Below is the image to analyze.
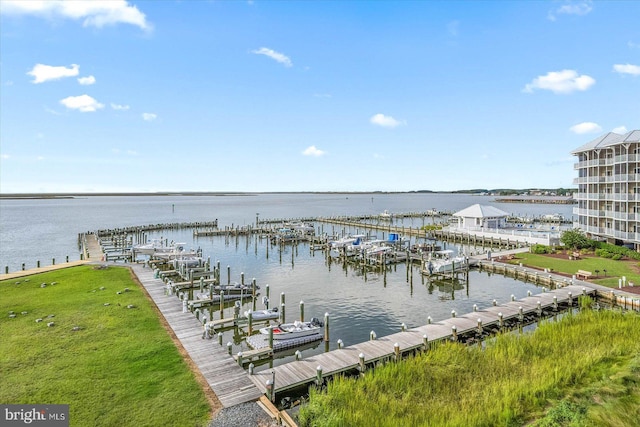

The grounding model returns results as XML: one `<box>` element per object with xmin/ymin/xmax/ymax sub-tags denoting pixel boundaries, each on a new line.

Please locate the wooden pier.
<box><xmin>247</xmin><ymin>283</ymin><xmax>596</xmax><ymax>396</ymax></box>
<box><xmin>130</xmin><ymin>264</ymin><xmax>263</xmax><ymax>407</ymax></box>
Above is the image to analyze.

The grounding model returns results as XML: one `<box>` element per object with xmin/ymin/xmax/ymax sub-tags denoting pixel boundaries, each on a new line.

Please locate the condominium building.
<box><xmin>572</xmin><ymin>129</ymin><xmax>640</xmax><ymax>249</ymax></box>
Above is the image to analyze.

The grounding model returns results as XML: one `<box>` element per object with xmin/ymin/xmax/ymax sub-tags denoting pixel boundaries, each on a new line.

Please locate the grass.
<box><xmin>0</xmin><ymin>265</ymin><xmax>212</xmax><ymax>427</ymax></box>
<box><xmin>298</xmin><ymin>308</ymin><xmax>640</xmax><ymax>427</ymax></box>
<box><xmin>506</xmin><ymin>252</ymin><xmax>640</xmax><ymax>288</ymax></box>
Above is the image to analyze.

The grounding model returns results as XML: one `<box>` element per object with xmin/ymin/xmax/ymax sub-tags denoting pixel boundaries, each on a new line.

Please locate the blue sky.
<box><xmin>0</xmin><ymin>0</ymin><xmax>638</xmax><ymax>193</ymax></box>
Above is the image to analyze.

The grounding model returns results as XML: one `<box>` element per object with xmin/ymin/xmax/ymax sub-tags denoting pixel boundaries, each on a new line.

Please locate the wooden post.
<box><xmin>300</xmin><ymin>301</ymin><xmax>305</xmax><ymax>322</ymax></box>
<box><xmin>451</xmin><ymin>325</ymin><xmax>457</xmax><ymax>341</ymax></box>
<box><xmin>423</xmin><ymin>334</ymin><xmax>428</xmax><ymax>350</ymax></box>
<box><xmin>316</xmin><ymin>366</ymin><xmax>323</xmax><ymax>386</ymax></box>
<box><xmin>268</xmin><ymin>326</ymin><xmax>274</xmax><ymax>349</ymax></box>
<box><xmin>324</xmin><ymin>312</ymin><xmax>330</xmax><ymax>342</ymax></box>
<box><xmin>219</xmin><ymin>291</ymin><xmax>225</xmax><ymax>318</ymax></box>
<box><xmin>248</xmin><ymin>311</ymin><xmax>253</xmax><ymax>335</ymax></box>
<box><xmin>394</xmin><ymin>343</ymin><xmax>400</xmax><ymax>362</ymax></box>
<box><xmin>359</xmin><ymin>353</ymin><xmax>366</xmax><ymax>373</ymax></box>
<box><xmin>227</xmin><ymin>265</ymin><xmax>231</xmax><ymax>285</ymax></box>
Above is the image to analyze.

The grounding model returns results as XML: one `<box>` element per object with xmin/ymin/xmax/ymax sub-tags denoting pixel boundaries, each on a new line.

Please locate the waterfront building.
<box><xmin>572</xmin><ymin>129</ymin><xmax>640</xmax><ymax>249</ymax></box>
<box><xmin>451</xmin><ymin>204</ymin><xmax>509</xmax><ymax>230</ymax></box>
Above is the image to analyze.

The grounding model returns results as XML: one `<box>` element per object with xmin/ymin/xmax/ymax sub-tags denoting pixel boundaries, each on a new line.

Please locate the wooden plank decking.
<box><xmin>247</xmin><ymin>283</ymin><xmax>596</xmax><ymax>395</ymax></box>
<box><xmin>131</xmin><ymin>264</ymin><xmax>263</xmax><ymax>407</ymax></box>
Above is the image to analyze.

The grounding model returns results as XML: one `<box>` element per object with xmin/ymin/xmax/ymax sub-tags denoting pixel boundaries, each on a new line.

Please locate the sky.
<box><xmin>0</xmin><ymin>0</ymin><xmax>638</xmax><ymax>193</ymax></box>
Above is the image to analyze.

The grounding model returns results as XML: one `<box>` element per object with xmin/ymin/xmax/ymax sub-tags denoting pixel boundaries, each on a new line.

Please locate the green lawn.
<box><xmin>0</xmin><ymin>265</ymin><xmax>212</xmax><ymax>427</ymax></box>
<box><xmin>507</xmin><ymin>252</ymin><xmax>640</xmax><ymax>288</ymax></box>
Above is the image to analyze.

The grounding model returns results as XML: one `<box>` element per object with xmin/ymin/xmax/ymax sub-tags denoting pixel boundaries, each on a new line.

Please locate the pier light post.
<box><xmin>218</xmin><ymin>332</ymin><xmax>223</xmax><ymax>346</ymax></box>
<box><xmin>477</xmin><ymin>319</ymin><xmax>483</xmax><ymax>334</ymax></box>
<box><xmin>582</xmin><ymin>287</ymin><xmax>587</xmax><ymax>296</ymax></box>
<box><xmin>492</xmin><ymin>299</ymin><xmax>497</xmax><ymax>306</ymax></box>
<box><xmin>518</xmin><ymin>306</ymin><xmax>524</xmax><ymax>322</ymax></box>
<box><xmin>511</xmin><ymin>294</ymin><xmax>516</xmax><ymax>302</ymax></box>
<box><xmin>427</xmin><ymin>316</ymin><xmax>432</xmax><ymax>324</ymax></box>
<box><xmin>248</xmin><ymin>363</ymin><xmax>254</xmax><ymax>375</ymax></box>
<box><xmin>527</xmin><ymin>290</ymin><xmax>532</xmax><ymax>297</ymax></box>
<box><xmin>394</xmin><ymin>343</ymin><xmax>400</xmax><ymax>362</ymax></box>
<box><xmin>401</xmin><ymin>322</ymin><xmax>406</xmax><ymax>332</ymax></box>
<box><xmin>568</xmin><ymin>292</ymin><xmax>573</xmax><ymax>307</ymax></box>
<box><xmin>473</xmin><ymin>304</ymin><xmax>478</xmax><ymax>312</ymax></box>
<box><xmin>337</xmin><ymin>339</ymin><xmax>344</xmax><ymax>349</ymax></box>
<box><xmin>227</xmin><ymin>342</ymin><xmax>233</xmax><ymax>355</ymax></box>
<box><xmin>359</xmin><ymin>353</ymin><xmax>366</xmax><ymax>373</ymax></box>
<box><xmin>451</xmin><ymin>310</ymin><xmax>456</xmax><ymax>318</ymax></box>
<box><xmin>316</xmin><ymin>366</ymin><xmax>323</xmax><ymax>387</ymax></box>
<box><xmin>295</xmin><ymin>350</ymin><xmax>302</xmax><ymax>361</ymax></box>
<box><xmin>370</xmin><ymin>331</ymin><xmax>377</xmax><ymax>341</ymax></box>
<box><xmin>423</xmin><ymin>334</ymin><xmax>428</xmax><ymax>351</ymax></box>
<box><xmin>498</xmin><ymin>312</ymin><xmax>504</xmax><ymax>328</ymax></box>
<box><xmin>553</xmin><ymin>296</ymin><xmax>558</xmax><ymax>311</ymax></box>
<box><xmin>451</xmin><ymin>326</ymin><xmax>457</xmax><ymax>341</ymax></box>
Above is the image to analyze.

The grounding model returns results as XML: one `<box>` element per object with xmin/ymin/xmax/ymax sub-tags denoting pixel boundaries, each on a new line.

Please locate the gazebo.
<box><xmin>452</xmin><ymin>204</ymin><xmax>509</xmax><ymax>230</ymax></box>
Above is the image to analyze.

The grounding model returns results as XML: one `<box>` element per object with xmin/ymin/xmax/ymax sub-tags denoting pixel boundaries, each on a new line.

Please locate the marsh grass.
<box><xmin>299</xmin><ymin>309</ymin><xmax>640</xmax><ymax>427</ymax></box>
<box><xmin>0</xmin><ymin>266</ymin><xmax>211</xmax><ymax>427</ymax></box>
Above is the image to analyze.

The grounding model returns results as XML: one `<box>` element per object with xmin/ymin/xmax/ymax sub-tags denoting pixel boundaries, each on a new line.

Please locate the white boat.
<box><xmin>132</xmin><ymin>238</ymin><xmax>173</xmax><ymax>256</ymax></box>
<box><xmin>329</xmin><ymin>234</ymin><xmax>377</xmax><ymax>257</ymax></box>
<box><xmin>423</xmin><ymin>250</ymin><xmax>467</xmax><ymax>275</ymax></box>
<box><xmin>244</xmin><ymin>307</ymin><xmax>279</xmax><ymax>321</ymax></box>
<box><xmin>259</xmin><ymin>317</ymin><xmax>323</xmax><ymax>340</ymax></box>
<box><xmin>214</xmin><ymin>281</ymin><xmax>259</xmax><ymax>294</ymax></box>
<box><xmin>379</xmin><ymin>210</ymin><xmax>392</xmax><ymax>220</ymax></box>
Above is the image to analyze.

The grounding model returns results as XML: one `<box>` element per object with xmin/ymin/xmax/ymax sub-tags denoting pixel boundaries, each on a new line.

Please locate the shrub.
<box><xmin>531</xmin><ymin>244</ymin><xmax>551</xmax><ymax>254</ymax></box>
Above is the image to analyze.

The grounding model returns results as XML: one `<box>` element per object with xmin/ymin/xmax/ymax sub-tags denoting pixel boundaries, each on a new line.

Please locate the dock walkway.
<box><xmin>247</xmin><ymin>283</ymin><xmax>596</xmax><ymax>395</ymax></box>
<box><xmin>130</xmin><ymin>264</ymin><xmax>263</xmax><ymax>407</ymax></box>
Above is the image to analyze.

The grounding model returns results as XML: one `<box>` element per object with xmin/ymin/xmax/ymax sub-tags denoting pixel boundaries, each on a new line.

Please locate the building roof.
<box><xmin>571</xmin><ymin>130</ymin><xmax>640</xmax><ymax>154</ymax></box>
<box><xmin>453</xmin><ymin>204</ymin><xmax>509</xmax><ymax>218</ymax></box>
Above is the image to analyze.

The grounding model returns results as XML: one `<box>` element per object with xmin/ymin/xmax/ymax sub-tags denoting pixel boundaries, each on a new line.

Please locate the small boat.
<box><xmin>213</xmin><ymin>282</ymin><xmax>259</xmax><ymax>295</ymax></box>
<box><xmin>259</xmin><ymin>317</ymin><xmax>323</xmax><ymax>340</ymax></box>
<box><xmin>379</xmin><ymin>210</ymin><xmax>392</xmax><ymax>220</ymax></box>
<box><xmin>244</xmin><ymin>307</ymin><xmax>279</xmax><ymax>321</ymax></box>
<box><xmin>422</xmin><ymin>250</ymin><xmax>467</xmax><ymax>276</ymax></box>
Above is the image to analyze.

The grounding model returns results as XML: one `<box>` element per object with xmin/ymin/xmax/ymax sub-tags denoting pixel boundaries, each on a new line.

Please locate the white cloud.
<box><xmin>37</xmin><ymin>156</ymin><xmax>45</xmax><ymax>161</ymax></box>
<box><xmin>111</xmin><ymin>103</ymin><xmax>130</xmax><ymax>110</ymax></box>
<box><xmin>570</xmin><ymin>122</ymin><xmax>602</xmax><ymax>134</ymax></box>
<box><xmin>1</xmin><ymin>0</ymin><xmax>151</xmax><ymax>31</ymax></box>
<box><xmin>370</xmin><ymin>113</ymin><xmax>405</xmax><ymax>128</ymax></box>
<box><xmin>142</xmin><ymin>112</ymin><xmax>157</xmax><ymax>121</ymax></box>
<box><xmin>548</xmin><ymin>1</ymin><xmax>593</xmax><ymax>21</ymax></box>
<box><xmin>523</xmin><ymin>70</ymin><xmax>595</xmax><ymax>94</ymax></box>
<box><xmin>613</xmin><ymin>63</ymin><xmax>640</xmax><ymax>76</ymax></box>
<box><xmin>629</xmin><ymin>41</ymin><xmax>640</xmax><ymax>49</ymax></box>
<box><xmin>251</xmin><ymin>47</ymin><xmax>292</xmax><ymax>67</ymax></box>
<box><xmin>612</xmin><ymin>126</ymin><xmax>628</xmax><ymax>134</ymax></box>
<box><xmin>1</xmin><ymin>154</ymin><xmax>10</xmax><ymax>160</ymax></box>
<box><xmin>77</xmin><ymin>75</ymin><xmax>96</xmax><ymax>85</ymax></box>
<box><xmin>59</xmin><ymin>94</ymin><xmax>104</xmax><ymax>112</ymax></box>
<box><xmin>28</xmin><ymin>63</ymin><xmax>79</xmax><ymax>84</ymax></box>
<box><xmin>302</xmin><ymin>146</ymin><xmax>326</xmax><ymax>157</ymax></box>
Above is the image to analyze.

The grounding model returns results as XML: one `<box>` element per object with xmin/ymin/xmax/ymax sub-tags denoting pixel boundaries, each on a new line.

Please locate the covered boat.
<box><xmin>259</xmin><ymin>317</ymin><xmax>323</xmax><ymax>340</ymax></box>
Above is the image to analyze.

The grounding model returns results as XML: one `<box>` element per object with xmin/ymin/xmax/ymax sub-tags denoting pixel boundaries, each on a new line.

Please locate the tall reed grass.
<box><xmin>299</xmin><ymin>308</ymin><xmax>640</xmax><ymax>426</ymax></box>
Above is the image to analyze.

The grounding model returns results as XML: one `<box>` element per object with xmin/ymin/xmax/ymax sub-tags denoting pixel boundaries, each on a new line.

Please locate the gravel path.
<box><xmin>209</xmin><ymin>402</ymin><xmax>280</xmax><ymax>427</ymax></box>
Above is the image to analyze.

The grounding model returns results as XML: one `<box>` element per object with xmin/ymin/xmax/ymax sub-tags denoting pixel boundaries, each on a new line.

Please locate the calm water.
<box><xmin>0</xmin><ymin>193</ymin><xmax>575</xmax><ymax>368</ymax></box>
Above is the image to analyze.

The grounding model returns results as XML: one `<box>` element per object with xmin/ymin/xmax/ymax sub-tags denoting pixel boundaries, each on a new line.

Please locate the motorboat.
<box><xmin>422</xmin><ymin>250</ymin><xmax>467</xmax><ymax>275</ymax></box>
<box><xmin>259</xmin><ymin>317</ymin><xmax>323</xmax><ymax>340</ymax></box>
<box><xmin>244</xmin><ymin>307</ymin><xmax>279</xmax><ymax>321</ymax></box>
<box><xmin>214</xmin><ymin>282</ymin><xmax>259</xmax><ymax>295</ymax></box>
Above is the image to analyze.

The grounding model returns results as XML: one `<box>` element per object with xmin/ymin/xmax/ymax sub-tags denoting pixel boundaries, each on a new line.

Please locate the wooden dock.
<box><xmin>247</xmin><ymin>283</ymin><xmax>596</xmax><ymax>396</ymax></box>
<box><xmin>130</xmin><ymin>264</ymin><xmax>263</xmax><ymax>407</ymax></box>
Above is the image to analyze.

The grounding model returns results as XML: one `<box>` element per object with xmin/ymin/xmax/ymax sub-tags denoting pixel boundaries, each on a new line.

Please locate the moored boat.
<box><xmin>244</xmin><ymin>307</ymin><xmax>279</xmax><ymax>321</ymax></box>
<box><xmin>259</xmin><ymin>317</ymin><xmax>323</xmax><ymax>340</ymax></box>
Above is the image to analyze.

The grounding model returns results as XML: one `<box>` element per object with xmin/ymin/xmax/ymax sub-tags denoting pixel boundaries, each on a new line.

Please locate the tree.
<box><xmin>561</xmin><ymin>229</ymin><xmax>591</xmax><ymax>250</ymax></box>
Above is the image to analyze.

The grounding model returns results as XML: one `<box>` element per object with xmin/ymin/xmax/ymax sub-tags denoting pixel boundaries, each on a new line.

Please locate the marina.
<box><xmin>2</xmin><ymin>193</ymin><xmax>640</xmax><ymax>417</ymax></box>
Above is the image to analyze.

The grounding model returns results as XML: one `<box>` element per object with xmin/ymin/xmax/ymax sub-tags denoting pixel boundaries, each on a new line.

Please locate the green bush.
<box><xmin>531</xmin><ymin>244</ymin><xmax>551</xmax><ymax>254</ymax></box>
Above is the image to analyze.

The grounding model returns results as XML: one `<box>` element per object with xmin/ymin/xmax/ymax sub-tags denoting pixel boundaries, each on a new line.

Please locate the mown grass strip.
<box><xmin>299</xmin><ymin>308</ymin><xmax>640</xmax><ymax>427</ymax></box>
<box><xmin>0</xmin><ymin>265</ymin><xmax>211</xmax><ymax>427</ymax></box>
